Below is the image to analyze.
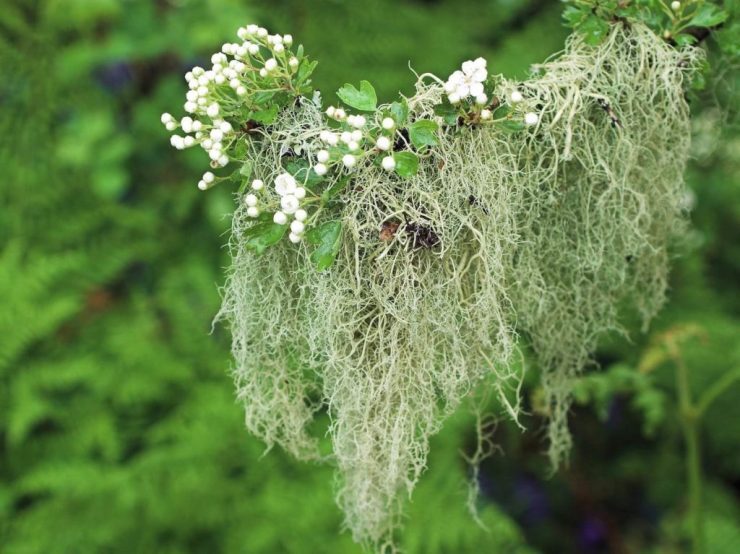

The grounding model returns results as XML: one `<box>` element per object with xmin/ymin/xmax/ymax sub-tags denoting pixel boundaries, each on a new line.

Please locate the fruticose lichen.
<box><xmin>216</xmin><ymin>22</ymin><xmax>699</xmax><ymax>551</ymax></box>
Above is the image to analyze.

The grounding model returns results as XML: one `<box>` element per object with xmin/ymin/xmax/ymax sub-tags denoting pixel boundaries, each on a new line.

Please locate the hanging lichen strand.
<box><xmin>161</xmin><ymin>13</ymin><xmax>705</xmax><ymax>552</ymax></box>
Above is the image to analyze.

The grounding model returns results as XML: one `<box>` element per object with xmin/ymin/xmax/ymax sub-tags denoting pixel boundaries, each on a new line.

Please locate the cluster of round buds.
<box><xmin>444</xmin><ymin>58</ymin><xmax>488</xmax><ymax>105</ymax></box>
<box><xmin>161</xmin><ymin>23</ymin><xmax>308</xmax><ymax>190</ymax></box>
<box><xmin>325</xmin><ymin>106</ymin><xmax>347</xmax><ymax>121</ymax></box>
<box><xmin>245</xmin><ymin>173</ymin><xmax>308</xmax><ymax>243</ymax></box>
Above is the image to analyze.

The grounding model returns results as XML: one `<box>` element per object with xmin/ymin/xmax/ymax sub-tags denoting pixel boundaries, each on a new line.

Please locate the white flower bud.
<box><xmin>251</xmin><ymin>179</ymin><xmax>264</xmax><ymax>190</ymax></box>
<box><xmin>197</xmin><ymin>180</ymin><xmax>207</xmax><ymax>190</ymax></box>
<box><xmin>289</xmin><ymin>57</ymin><xmax>299</xmax><ymax>68</ymax></box>
<box><xmin>342</xmin><ymin>154</ymin><xmax>356</xmax><ymax>168</ymax></box>
<box><xmin>314</xmin><ymin>163</ymin><xmax>328</xmax><ymax>176</ymax></box>
<box><xmin>290</xmin><ymin>220</ymin><xmax>305</xmax><ymax>234</ymax></box>
<box><xmin>165</xmin><ymin>121</ymin><xmax>177</xmax><ymax>131</ymax></box>
<box><xmin>273</xmin><ymin>211</ymin><xmax>288</xmax><ymax>225</ymax></box>
<box><xmin>207</xmin><ymin>103</ymin><xmax>220</xmax><ymax>118</ymax></box>
<box><xmin>257</xmin><ymin>27</ymin><xmax>268</xmax><ymax>38</ymax></box>
<box><xmin>382</xmin><ymin>117</ymin><xmax>395</xmax><ymax>130</ymax></box>
<box><xmin>326</xmin><ymin>133</ymin><xmax>339</xmax><ymax>146</ymax></box>
<box><xmin>249</xmin><ymin>44</ymin><xmax>260</xmax><ymax>55</ymax></box>
<box><xmin>475</xmin><ymin>93</ymin><xmax>488</xmax><ymax>105</ymax></box>
<box><xmin>283</xmin><ymin>34</ymin><xmax>293</xmax><ymax>46</ymax></box>
<box><xmin>510</xmin><ymin>90</ymin><xmax>523</xmax><ymax>104</ymax></box>
<box><xmin>203</xmin><ymin>171</ymin><xmax>215</xmax><ymax>183</ymax></box>
<box><xmin>340</xmin><ymin>131</ymin><xmax>352</xmax><ymax>144</ymax></box>
<box><xmin>448</xmin><ymin>93</ymin><xmax>461</xmax><ymax>104</ymax></box>
<box><xmin>170</xmin><ymin>135</ymin><xmax>184</xmax><ymax>149</ymax></box>
<box><xmin>294</xmin><ymin>188</ymin><xmax>306</xmax><ymax>200</ymax></box>
<box><xmin>161</xmin><ymin>112</ymin><xmax>173</xmax><ymax>124</ymax></box>
<box><xmin>209</xmin><ymin>149</ymin><xmax>221</xmax><ymax>161</ymax></box>
<box><xmin>524</xmin><ymin>112</ymin><xmax>539</xmax><ymax>126</ymax></box>
<box><xmin>480</xmin><ymin>109</ymin><xmax>492</xmax><ymax>120</ymax></box>
<box><xmin>317</xmin><ymin>150</ymin><xmax>330</xmax><ymax>163</ymax></box>
<box><xmin>288</xmin><ymin>232</ymin><xmax>302</xmax><ymax>244</ymax></box>
<box><xmin>246</xmin><ymin>206</ymin><xmax>260</xmax><ymax>218</ymax></box>
<box><xmin>671</xmin><ymin>1</ymin><xmax>680</xmax><ymax>11</ymax></box>
<box><xmin>326</xmin><ymin>106</ymin><xmax>336</xmax><ymax>118</ymax></box>
<box><xmin>264</xmin><ymin>58</ymin><xmax>277</xmax><ymax>71</ymax></box>
<box><xmin>280</xmin><ymin>194</ymin><xmax>300</xmax><ymax>214</ymax></box>
<box><xmin>259</xmin><ymin>68</ymin><xmax>268</xmax><ymax>77</ymax></box>
<box><xmin>334</xmin><ymin>108</ymin><xmax>346</xmax><ymax>120</ymax></box>
<box><xmin>376</xmin><ymin>136</ymin><xmax>391</xmax><ymax>151</ymax></box>
<box><xmin>351</xmin><ymin>130</ymin><xmax>363</xmax><ymax>142</ymax></box>
<box><xmin>295</xmin><ymin>209</ymin><xmax>308</xmax><ymax>222</ymax></box>
<box><xmin>218</xmin><ymin>154</ymin><xmax>229</xmax><ymax>167</ymax></box>
<box><xmin>245</xmin><ymin>194</ymin><xmax>258</xmax><ymax>207</ymax></box>
<box><xmin>381</xmin><ymin>156</ymin><xmax>396</xmax><ymax>171</ymax></box>
<box><xmin>183</xmin><ymin>136</ymin><xmax>195</xmax><ymax>148</ymax></box>
<box><xmin>274</xmin><ymin>43</ymin><xmax>284</xmax><ymax>54</ymax></box>
<box><xmin>184</xmin><ymin>102</ymin><xmax>197</xmax><ymax>114</ymax></box>
<box><xmin>210</xmin><ymin>128</ymin><xmax>224</xmax><ymax>142</ymax></box>
<box><xmin>237</xmin><ymin>86</ymin><xmax>247</xmax><ymax>96</ymax></box>
<box><xmin>274</xmin><ymin>173</ymin><xmax>297</xmax><ymax>196</ymax></box>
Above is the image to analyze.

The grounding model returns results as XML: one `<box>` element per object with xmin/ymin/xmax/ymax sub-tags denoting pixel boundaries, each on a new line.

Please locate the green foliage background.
<box><xmin>0</xmin><ymin>1</ymin><xmax>737</xmax><ymax>552</ymax></box>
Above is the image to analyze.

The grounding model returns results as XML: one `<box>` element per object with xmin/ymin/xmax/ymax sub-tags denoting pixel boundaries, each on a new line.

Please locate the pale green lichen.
<box><xmin>216</xmin><ymin>23</ymin><xmax>699</xmax><ymax>551</ymax></box>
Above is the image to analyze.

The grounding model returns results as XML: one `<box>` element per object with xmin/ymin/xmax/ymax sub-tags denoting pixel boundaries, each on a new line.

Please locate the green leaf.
<box><xmin>282</xmin><ymin>157</ymin><xmax>324</xmax><ymax>188</ymax></box>
<box><xmin>336</xmin><ymin>80</ymin><xmax>377</xmax><ymax>112</ymax></box>
<box><xmin>390</xmin><ymin>100</ymin><xmax>409</xmax><ymax>126</ymax></box>
<box><xmin>243</xmin><ymin>221</ymin><xmax>287</xmax><ymax>255</ymax></box>
<box><xmin>393</xmin><ymin>151</ymin><xmax>419</xmax><ymax>178</ymax></box>
<box><xmin>562</xmin><ymin>5</ymin><xmax>587</xmax><ymax>29</ymax></box>
<box><xmin>579</xmin><ymin>15</ymin><xmax>610</xmax><ymax>45</ymax></box>
<box><xmin>689</xmin><ymin>4</ymin><xmax>728</xmax><ymax>29</ymax></box>
<box><xmin>433</xmin><ymin>102</ymin><xmax>459</xmax><ymax>126</ymax></box>
<box><xmin>296</xmin><ymin>59</ymin><xmax>318</xmax><ymax>86</ymax></box>
<box><xmin>252</xmin><ymin>91</ymin><xmax>276</xmax><ymax>105</ymax></box>
<box><xmin>249</xmin><ymin>104</ymin><xmax>279</xmax><ymax>124</ymax></box>
<box><xmin>322</xmin><ymin>176</ymin><xmax>350</xmax><ymax>203</ymax></box>
<box><xmin>499</xmin><ymin>119</ymin><xmax>525</xmax><ymax>133</ymax></box>
<box><xmin>408</xmin><ymin>120</ymin><xmax>439</xmax><ymax>149</ymax></box>
<box><xmin>237</xmin><ymin>161</ymin><xmax>253</xmax><ymax>193</ymax></box>
<box><xmin>306</xmin><ymin>220</ymin><xmax>342</xmax><ymax>270</ymax></box>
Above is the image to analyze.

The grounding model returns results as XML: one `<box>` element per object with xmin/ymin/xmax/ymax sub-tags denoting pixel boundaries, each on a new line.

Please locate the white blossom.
<box><xmin>445</xmin><ymin>57</ymin><xmax>487</xmax><ymax>102</ymax></box>
<box><xmin>274</xmin><ymin>173</ymin><xmax>297</xmax><ymax>196</ymax></box>
<box><xmin>295</xmin><ymin>209</ymin><xmax>307</xmax><ymax>222</ymax></box>
<box><xmin>245</xmin><ymin>194</ymin><xmax>258</xmax><ymax>207</ymax></box>
<box><xmin>314</xmin><ymin>163</ymin><xmax>328</xmax><ymax>176</ymax></box>
<box><xmin>342</xmin><ymin>154</ymin><xmax>356</xmax><ymax>168</ymax></box>
<box><xmin>510</xmin><ymin>90</ymin><xmax>523</xmax><ymax>104</ymax></box>
<box><xmin>251</xmin><ymin>179</ymin><xmax>264</xmax><ymax>190</ymax></box>
<box><xmin>247</xmin><ymin>206</ymin><xmax>260</xmax><ymax>218</ymax></box>
<box><xmin>290</xmin><ymin>220</ymin><xmax>305</xmax><ymax>234</ymax></box>
<box><xmin>381</xmin><ymin>117</ymin><xmax>395</xmax><ymax>130</ymax></box>
<box><xmin>381</xmin><ymin>156</ymin><xmax>396</xmax><ymax>171</ymax></box>
<box><xmin>288</xmin><ymin>232</ymin><xmax>302</xmax><ymax>243</ymax></box>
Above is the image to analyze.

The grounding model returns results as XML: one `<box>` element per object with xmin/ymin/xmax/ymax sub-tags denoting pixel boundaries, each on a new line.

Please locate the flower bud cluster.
<box><xmin>161</xmin><ymin>23</ymin><xmax>305</xmax><ymax>190</ymax></box>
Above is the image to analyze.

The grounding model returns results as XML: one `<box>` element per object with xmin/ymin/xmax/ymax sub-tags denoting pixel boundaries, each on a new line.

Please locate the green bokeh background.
<box><xmin>1</xmin><ymin>1</ymin><xmax>738</xmax><ymax>553</ymax></box>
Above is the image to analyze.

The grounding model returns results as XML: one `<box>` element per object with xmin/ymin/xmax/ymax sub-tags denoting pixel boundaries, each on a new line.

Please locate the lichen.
<box><xmin>216</xmin><ymin>23</ymin><xmax>700</xmax><ymax>551</ymax></box>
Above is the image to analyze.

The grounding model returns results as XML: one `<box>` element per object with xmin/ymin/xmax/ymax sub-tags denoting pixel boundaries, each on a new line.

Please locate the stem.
<box><xmin>671</xmin><ymin>339</ymin><xmax>704</xmax><ymax>554</ymax></box>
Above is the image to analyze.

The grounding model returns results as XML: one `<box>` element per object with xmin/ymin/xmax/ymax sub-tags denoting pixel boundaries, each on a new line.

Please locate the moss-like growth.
<box><xmin>217</xmin><ymin>23</ymin><xmax>699</xmax><ymax>550</ymax></box>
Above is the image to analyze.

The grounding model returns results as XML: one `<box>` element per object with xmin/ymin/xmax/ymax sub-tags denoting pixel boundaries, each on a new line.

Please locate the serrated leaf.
<box><xmin>296</xmin><ymin>59</ymin><xmax>318</xmax><ymax>86</ymax></box>
<box><xmin>408</xmin><ymin>120</ymin><xmax>439</xmax><ymax>149</ymax></box>
<box><xmin>579</xmin><ymin>15</ymin><xmax>610</xmax><ymax>45</ymax></box>
<box><xmin>306</xmin><ymin>220</ymin><xmax>342</xmax><ymax>270</ymax></box>
<box><xmin>390</xmin><ymin>100</ymin><xmax>409</xmax><ymax>126</ymax></box>
<box><xmin>562</xmin><ymin>5</ymin><xmax>587</xmax><ymax>28</ymax></box>
<box><xmin>689</xmin><ymin>4</ymin><xmax>728</xmax><ymax>29</ymax></box>
<box><xmin>393</xmin><ymin>151</ymin><xmax>419</xmax><ymax>178</ymax></box>
<box><xmin>336</xmin><ymin>80</ymin><xmax>377</xmax><ymax>112</ymax></box>
<box><xmin>243</xmin><ymin>221</ymin><xmax>287</xmax><ymax>254</ymax></box>
<box><xmin>249</xmin><ymin>104</ymin><xmax>279</xmax><ymax>124</ymax></box>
